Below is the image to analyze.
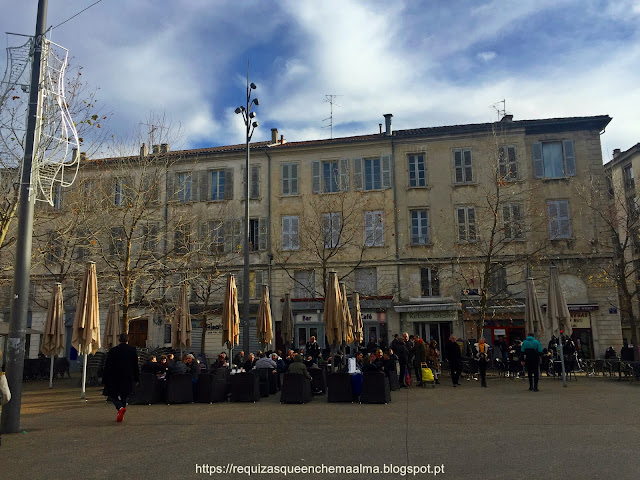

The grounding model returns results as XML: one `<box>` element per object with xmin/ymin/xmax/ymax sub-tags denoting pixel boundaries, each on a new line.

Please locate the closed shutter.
<box><xmin>502</xmin><ymin>205</ymin><xmax>512</xmax><ymax>239</ymax></box>
<box><xmin>254</xmin><ymin>270</ymin><xmax>264</xmax><ymax>298</ymax></box>
<box><xmin>224</xmin><ymin>220</ymin><xmax>234</xmax><ymax>253</ymax></box>
<box><xmin>532</xmin><ymin>143</ymin><xmax>544</xmax><ymax>178</ymax></box>
<box><xmin>381</xmin><ymin>155</ymin><xmax>391</xmax><ymax>188</ymax></box>
<box><xmin>291</xmin><ymin>216</ymin><xmax>299</xmax><ymax>250</ymax></box>
<box><xmin>250</xmin><ymin>165</ymin><xmax>260</xmax><ymax>199</ymax></box>
<box><xmin>282</xmin><ymin>217</ymin><xmax>291</xmax><ymax>250</ymax></box>
<box><xmin>166</xmin><ymin>173</ymin><xmax>175</xmax><ymax>202</ymax></box>
<box><xmin>198</xmin><ymin>223</ymin><xmax>209</xmax><ymax>253</ymax></box>
<box><xmin>282</xmin><ymin>164</ymin><xmax>290</xmax><ymax>195</ymax></box>
<box><xmin>224</xmin><ymin>168</ymin><xmax>234</xmax><ymax>200</ymax></box>
<box><xmin>353</xmin><ymin>157</ymin><xmax>363</xmax><ymax>191</ymax></box>
<box><xmin>375</xmin><ymin>211</ymin><xmax>383</xmax><ymax>246</ymax></box>
<box><xmin>558</xmin><ymin>201</ymin><xmax>571</xmax><ymax>237</ymax></box>
<box><xmin>563</xmin><ymin>140</ymin><xmax>576</xmax><ymax>176</ymax></box>
<box><xmin>364</xmin><ymin>212</ymin><xmax>374</xmax><ymax>246</ymax></box>
<box><xmin>291</xmin><ymin>163</ymin><xmax>298</xmax><ymax>194</ymax></box>
<box><xmin>234</xmin><ymin>219</ymin><xmax>243</xmax><ymax>252</ymax></box>
<box><xmin>199</xmin><ymin>171</ymin><xmax>209</xmax><ymax>202</ymax></box>
<box><xmin>339</xmin><ymin>158</ymin><xmax>349</xmax><ymax>191</ymax></box>
<box><xmin>312</xmin><ymin>161</ymin><xmax>321</xmax><ymax>193</ymax></box>
<box><xmin>548</xmin><ymin>202</ymin><xmax>559</xmax><ymax>238</ymax></box>
<box><xmin>258</xmin><ymin>217</ymin><xmax>267</xmax><ymax>251</ymax></box>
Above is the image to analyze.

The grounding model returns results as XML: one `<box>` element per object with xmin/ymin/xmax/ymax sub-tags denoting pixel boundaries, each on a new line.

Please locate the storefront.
<box><xmin>567</xmin><ymin>304</ymin><xmax>599</xmax><ymax>359</ymax></box>
<box><xmin>293</xmin><ymin>311</ymin><xmax>325</xmax><ymax>353</ymax></box>
<box><xmin>361</xmin><ymin>310</ymin><xmax>388</xmax><ymax>349</ymax></box>
<box><xmin>395</xmin><ymin>303</ymin><xmax>461</xmax><ymax>350</ymax></box>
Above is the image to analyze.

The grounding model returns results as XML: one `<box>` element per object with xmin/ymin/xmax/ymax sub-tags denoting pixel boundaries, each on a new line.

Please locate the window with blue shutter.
<box><xmin>533</xmin><ymin>140</ymin><xmax>576</xmax><ymax>179</ymax></box>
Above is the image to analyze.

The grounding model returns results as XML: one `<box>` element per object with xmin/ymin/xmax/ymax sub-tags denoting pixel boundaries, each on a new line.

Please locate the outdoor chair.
<box><xmin>130</xmin><ymin>373</ymin><xmax>164</xmax><ymax>405</ymax></box>
<box><xmin>309</xmin><ymin>368</ymin><xmax>326</xmax><ymax>394</ymax></box>
<box><xmin>565</xmin><ymin>357</ymin><xmax>578</xmax><ymax>381</ymax></box>
<box><xmin>360</xmin><ymin>371</ymin><xmax>391</xmax><ymax>404</ymax></box>
<box><xmin>166</xmin><ymin>373</ymin><xmax>194</xmax><ymax>404</ymax></box>
<box><xmin>253</xmin><ymin>369</ymin><xmax>271</xmax><ymax>397</ymax></box>
<box><xmin>230</xmin><ymin>372</ymin><xmax>260</xmax><ymax>403</ymax></box>
<box><xmin>195</xmin><ymin>373</ymin><xmax>213</xmax><ymax>403</ymax></box>
<box><xmin>326</xmin><ymin>372</ymin><xmax>353</xmax><ymax>402</ymax></box>
<box><xmin>280</xmin><ymin>373</ymin><xmax>313</xmax><ymax>404</ymax></box>
<box><xmin>387</xmin><ymin>370</ymin><xmax>400</xmax><ymax>391</ymax></box>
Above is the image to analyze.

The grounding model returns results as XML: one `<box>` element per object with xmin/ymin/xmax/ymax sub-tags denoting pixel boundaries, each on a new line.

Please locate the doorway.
<box><xmin>128</xmin><ymin>319</ymin><xmax>148</xmax><ymax>348</ymax></box>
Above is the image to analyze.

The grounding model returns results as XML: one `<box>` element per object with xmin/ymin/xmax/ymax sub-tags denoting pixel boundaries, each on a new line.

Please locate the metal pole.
<box><xmin>242</xmin><ymin>63</ymin><xmax>251</xmax><ymax>354</ymax></box>
<box><xmin>559</xmin><ymin>337</ymin><xmax>567</xmax><ymax>387</ymax></box>
<box><xmin>1</xmin><ymin>0</ymin><xmax>48</xmax><ymax>435</ymax></box>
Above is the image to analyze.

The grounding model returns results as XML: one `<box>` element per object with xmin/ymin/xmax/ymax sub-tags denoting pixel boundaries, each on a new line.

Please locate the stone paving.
<box><xmin>1</xmin><ymin>374</ymin><xmax>638</xmax><ymax>480</ymax></box>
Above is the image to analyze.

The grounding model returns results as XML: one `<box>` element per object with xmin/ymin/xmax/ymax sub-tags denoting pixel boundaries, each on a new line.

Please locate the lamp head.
<box><xmin>253</xmin><ymin>98</ymin><xmax>260</xmax><ymax>106</ymax></box>
<box><xmin>234</xmin><ymin>107</ymin><xmax>242</xmax><ymax>114</ymax></box>
<box><xmin>250</xmin><ymin>82</ymin><xmax>257</xmax><ymax>90</ymax></box>
<box><xmin>252</xmin><ymin>121</ymin><xmax>259</xmax><ymax>128</ymax></box>
<box><xmin>249</xmin><ymin>111</ymin><xmax>256</xmax><ymax>119</ymax></box>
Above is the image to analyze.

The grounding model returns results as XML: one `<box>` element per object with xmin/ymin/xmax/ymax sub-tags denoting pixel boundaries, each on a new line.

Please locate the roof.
<box><xmin>603</xmin><ymin>142</ymin><xmax>640</xmax><ymax>170</ymax></box>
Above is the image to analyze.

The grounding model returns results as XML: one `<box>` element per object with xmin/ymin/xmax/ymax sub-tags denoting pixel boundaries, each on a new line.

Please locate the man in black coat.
<box><xmin>444</xmin><ymin>335</ymin><xmax>463</xmax><ymax>387</ymax></box>
<box><xmin>103</xmin><ymin>333</ymin><xmax>139</xmax><ymax>422</ymax></box>
<box><xmin>395</xmin><ymin>338</ymin><xmax>410</xmax><ymax>387</ymax></box>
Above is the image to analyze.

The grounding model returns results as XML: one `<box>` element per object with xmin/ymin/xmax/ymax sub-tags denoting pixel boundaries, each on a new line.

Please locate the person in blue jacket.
<box><xmin>521</xmin><ymin>333</ymin><xmax>543</xmax><ymax>392</ymax></box>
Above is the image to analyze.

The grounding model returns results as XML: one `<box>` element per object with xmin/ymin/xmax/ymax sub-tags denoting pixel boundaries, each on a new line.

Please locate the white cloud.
<box><xmin>478</xmin><ymin>51</ymin><xmax>497</xmax><ymax>62</ymax></box>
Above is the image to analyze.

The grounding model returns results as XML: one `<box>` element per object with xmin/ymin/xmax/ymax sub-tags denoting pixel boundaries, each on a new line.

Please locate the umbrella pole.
<box><xmin>81</xmin><ymin>354</ymin><xmax>88</xmax><ymax>399</ymax></box>
<box><xmin>49</xmin><ymin>355</ymin><xmax>54</xmax><ymax>389</ymax></box>
<box><xmin>558</xmin><ymin>340</ymin><xmax>567</xmax><ymax>387</ymax></box>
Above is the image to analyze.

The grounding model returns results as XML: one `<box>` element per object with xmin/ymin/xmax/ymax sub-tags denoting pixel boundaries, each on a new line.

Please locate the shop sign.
<box><xmin>295</xmin><ymin>313</ymin><xmax>318</xmax><ymax>323</ymax></box>
<box><xmin>362</xmin><ymin>311</ymin><xmax>386</xmax><ymax>323</ymax></box>
<box><xmin>570</xmin><ymin>313</ymin><xmax>591</xmax><ymax>329</ymax></box>
<box><xmin>406</xmin><ymin>310</ymin><xmax>457</xmax><ymax>322</ymax></box>
<box><xmin>494</xmin><ymin>328</ymin><xmax>506</xmax><ymax>336</ymax></box>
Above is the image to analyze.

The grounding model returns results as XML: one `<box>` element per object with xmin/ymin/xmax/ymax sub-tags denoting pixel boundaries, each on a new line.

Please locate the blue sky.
<box><xmin>1</xmin><ymin>0</ymin><xmax>639</xmax><ymax>160</ymax></box>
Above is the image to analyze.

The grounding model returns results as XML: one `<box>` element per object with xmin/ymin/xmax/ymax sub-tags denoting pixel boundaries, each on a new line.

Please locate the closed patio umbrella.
<box><xmin>547</xmin><ymin>265</ymin><xmax>572</xmax><ymax>387</ymax></box>
<box><xmin>281</xmin><ymin>293</ymin><xmax>294</xmax><ymax>352</ymax></box>
<box><xmin>41</xmin><ymin>283</ymin><xmax>65</xmax><ymax>389</ymax></box>
<box><xmin>172</xmin><ymin>282</ymin><xmax>191</xmax><ymax>357</ymax></box>
<box><xmin>256</xmin><ymin>284</ymin><xmax>273</xmax><ymax>350</ymax></box>
<box><xmin>351</xmin><ymin>292</ymin><xmax>364</xmax><ymax>346</ymax></box>
<box><xmin>341</xmin><ymin>283</ymin><xmax>354</xmax><ymax>345</ymax></box>
<box><xmin>103</xmin><ymin>301</ymin><xmax>121</xmax><ymax>350</ymax></box>
<box><xmin>323</xmin><ymin>272</ymin><xmax>344</xmax><ymax>372</ymax></box>
<box><xmin>525</xmin><ymin>277</ymin><xmax>545</xmax><ymax>337</ymax></box>
<box><xmin>222</xmin><ymin>274</ymin><xmax>240</xmax><ymax>364</ymax></box>
<box><xmin>72</xmin><ymin>262</ymin><xmax>101</xmax><ymax>399</ymax></box>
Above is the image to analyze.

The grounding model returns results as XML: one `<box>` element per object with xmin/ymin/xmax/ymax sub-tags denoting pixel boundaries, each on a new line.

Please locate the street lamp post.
<box><xmin>235</xmin><ymin>63</ymin><xmax>259</xmax><ymax>354</ymax></box>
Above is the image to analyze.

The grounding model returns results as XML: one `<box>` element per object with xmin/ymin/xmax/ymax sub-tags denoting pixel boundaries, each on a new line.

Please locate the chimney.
<box><xmin>383</xmin><ymin>114</ymin><xmax>393</xmax><ymax>136</ymax></box>
<box><xmin>379</xmin><ymin>123</ymin><xmax>382</xmax><ymax>134</ymax></box>
<box><xmin>613</xmin><ymin>148</ymin><xmax>621</xmax><ymax>158</ymax></box>
<box><xmin>80</xmin><ymin>151</ymin><xmax>87</xmax><ymax>162</ymax></box>
<box><xmin>500</xmin><ymin>114</ymin><xmax>513</xmax><ymax>122</ymax></box>
<box><xmin>160</xmin><ymin>143</ymin><xmax>169</xmax><ymax>153</ymax></box>
<box><xmin>280</xmin><ymin>134</ymin><xmax>285</xmax><ymax>144</ymax></box>
<box><xmin>271</xmin><ymin>128</ymin><xmax>278</xmax><ymax>144</ymax></box>
<box><xmin>152</xmin><ymin>144</ymin><xmax>160</xmax><ymax>154</ymax></box>
<box><xmin>140</xmin><ymin>143</ymin><xmax>148</xmax><ymax>157</ymax></box>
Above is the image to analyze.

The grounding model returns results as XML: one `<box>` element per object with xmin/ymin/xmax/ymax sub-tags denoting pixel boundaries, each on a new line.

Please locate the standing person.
<box><xmin>396</xmin><ymin>337</ymin><xmax>410</xmax><ymax>388</ymax></box>
<box><xmin>444</xmin><ymin>335</ymin><xmax>463</xmax><ymax>387</ymax></box>
<box><xmin>427</xmin><ymin>340</ymin><xmax>441</xmax><ymax>384</ymax></box>
<box><xmin>475</xmin><ymin>338</ymin><xmax>489</xmax><ymax>387</ymax></box>
<box><xmin>413</xmin><ymin>338</ymin><xmax>428</xmax><ymax>386</ymax></box>
<box><xmin>103</xmin><ymin>333</ymin><xmax>140</xmax><ymax>423</ymax></box>
<box><xmin>305</xmin><ymin>336</ymin><xmax>321</xmax><ymax>364</ymax></box>
<box><xmin>521</xmin><ymin>333</ymin><xmax>542</xmax><ymax>392</ymax></box>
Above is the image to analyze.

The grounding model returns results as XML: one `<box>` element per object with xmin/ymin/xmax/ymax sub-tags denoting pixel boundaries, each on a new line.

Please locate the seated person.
<box><xmin>283</xmin><ymin>350</ymin><xmax>295</xmax><ymax>371</ymax></box>
<box><xmin>211</xmin><ymin>354</ymin><xmax>228</xmax><ymax>370</ymax></box>
<box><xmin>141</xmin><ymin>355</ymin><xmax>161</xmax><ymax>374</ymax></box>
<box><xmin>274</xmin><ymin>353</ymin><xmax>287</xmax><ymax>374</ymax></box>
<box><xmin>254</xmin><ymin>352</ymin><xmax>277</xmax><ymax>372</ymax></box>
<box><xmin>361</xmin><ymin>355</ymin><xmax>380</xmax><ymax>373</ymax></box>
<box><xmin>242</xmin><ymin>353</ymin><xmax>256</xmax><ymax>372</ymax></box>
<box><xmin>303</xmin><ymin>355</ymin><xmax>315</xmax><ymax>369</ymax></box>
<box><xmin>168</xmin><ymin>357</ymin><xmax>188</xmax><ymax>375</ymax></box>
<box><xmin>287</xmin><ymin>354</ymin><xmax>311</xmax><ymax>380</ymax></box>
<box><xmin>157</xmin><ymin>355</ymin><xmax>169</xmax><ymax>376</ymax></box>
<box><xmin>354</xmin><ymin>351</ymin><xmax>364</xmax><ymax>371</ymax></box>
<box><xmin>381</xmin><ymin>351</ymin><xmax>396</xmax><ymax>378</ymax></box>
<box><xmin>233</xmin><ymin>350</ymin><xmax>245</xmax><ymax>367</ymax></box>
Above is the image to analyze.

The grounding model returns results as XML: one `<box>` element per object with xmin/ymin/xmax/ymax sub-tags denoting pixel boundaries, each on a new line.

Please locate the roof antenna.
<box><xmin>491</xmin><ymin>99</ymin><xmax>506</xmax><ymax>120</ymax></box>
<box><xmin>322</xmin><ymin>94</ymin><xmax>341</xmax><ymax>139</ymax></box>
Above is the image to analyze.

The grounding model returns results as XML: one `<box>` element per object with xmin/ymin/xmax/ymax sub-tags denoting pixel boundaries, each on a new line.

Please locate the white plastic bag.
<box><xmin>0</xmin><ymin>373</ymin><xmax>10</xmax><ymax>405</ymax></box>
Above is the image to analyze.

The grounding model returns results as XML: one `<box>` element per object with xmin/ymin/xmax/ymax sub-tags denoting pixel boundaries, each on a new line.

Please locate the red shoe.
<box><xmin>116</xmin><ymin>407</ymin><xmax>126</xmax><ymax>423</ymax></box>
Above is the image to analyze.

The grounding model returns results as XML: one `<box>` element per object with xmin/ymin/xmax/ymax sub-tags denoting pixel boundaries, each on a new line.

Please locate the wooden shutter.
<box><xmin>166</xmin><ymin>173</ymin><xmax>175</xmax><ymax>202</ymax></box>
<box><xmin>250</xmin><ymin>165</ymin><xmax>260</xmax><ymax>199</ymax></box>
<box><xmin>563</xmin><ymin>140</ymin><xmax>576</xmax><ymax>176</ymax></box>
<box><xmin>382</xmin><ymin>155</ymin><xmax>391</xmax><ymax>188</ymax></box>
<box><xmin>532</xmin><ymin>143</ymin><xmax>544</xmax><ymax>178</ymax></box>
<box><xmin>224</xmin><ymin>220</ymin><xmax>234</xmax><ymax>253</ymax></box>
<box><xmin>199</xmin><ymin>170</ymin><xmax>209</xmax><ymax>202</ymax></box>
<box><xmin>224</xmin><ymin>168</ymin><xmax>234</xmax><ymax>200</ymax></box>
<box><xmin>291</xmin><ymin>163</ymin><xmax>298</xmax><ymax>194</ymax></box>
<box><xmin>291</xmin><ymin>216</ymin><xmax>299</xmax><ymax>250</ymax></box>
<box><xmin>558</xmin><ymin>201</ymin><xmax>570</xmax><ymax>237</ymax></box>
<box><xmin>339</xmin><ymin>158</ymin><xmax>349</xmax><ymax>191</ymax></box>
<box><xmin>364</xmin><ymin>211</ymin><xmax>374</xmax><ymax>246</ymax></box>
<box><xmin>375</xmin><ymin>211</ymin><xmax>383</xmax><ymax>246</ymax></box>
<box><xmin>258</xmin><ymin>217</ymin><xmax>267</xmax><ymax>250</ymax></box>
<box><xmin>282</xmin><ymin>216</ymin><xmax>290</xmax><ymax>250</ymax></box>
<box><xmin>353</xmin><ymin>157</ymin><xmax>363</xmax><ymax>191</ymax></box>
<box><xmin>548</xmin><ymin>202</ymin><xmax>559</xmax><ymax>238</ymax></box>
<box><xmin>312</xmin><ymin>161</ymin><xmax>321</xmax><ymax>193</ymax></box>
<box><xmin>282</xmin><ymin>164</ymin><xmax>290</xmax><ymax>195</ymax></box>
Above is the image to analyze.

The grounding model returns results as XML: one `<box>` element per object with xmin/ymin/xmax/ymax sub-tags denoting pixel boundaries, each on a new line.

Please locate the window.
<box><xmin>456</xmin><ymin>206</ymin><xmax>476</xmax><ymax>241</ymax></box>
<box><xmin>408</xmin><ymin>154</ymin><xmax>426</xmax><ymax>187</ymax></box>
<box><xmin>488</xmin><ymin>264</ymin><xmax>507</xmax><ymax>295</ymax></box>
<box><xmin>250</xmin><ymin>165</ymin><xmax>260</xmax><ymax>199</ymax></box>
<box><xmin>75</xmin><ymin>228</ymin><xmax>91</xmax><ymax>261</ymax></box>
<box><xmin>499</xmin><ymin>146</ymin><xmax>518</xmax><ymax>180</ymax></box>
<box><xmin>410</xmin><ymin>210</ymin><xmax>429</xmax><ymax>245</ymax></box>
<box><xmin>353</xmin><ymin>156</ymin><xmax>391</xmax><ymax>191</ymax></box>
<box><xmin>454</xmin><ymin>149</ymin><xmax>473</xmax><ymax>183</ymax></box>
<box><xmin>627</xmin><ymin>195</ymin><xmax>639</xmax><ymax>219</ymax></box>
<box><xmin>294</xmin><ymin>270</ymin><xmax>315</xmax><ymax>298</ymax></box>
<box><xmin>249</xmin><ymin>218</ymin><xmax>267</xmax><ymax>252</ymax></box>
<box><xmin>364</xmin><ymin>211</ymin><xmax>383</xmax><ymax>247</ymax></box>
<box><xmin>355</xmin><ymin>268</ymin><xmax>377</xmax><ymax>296</ymax></box>
<box><xmin>52</xmin><ymin>184</ymin><xmax>63</xmax><ymax>210</ymax></box>
<box><xmin>312</xmin><ymin>159</ymin><xmax>348</xmax><ymax>193</ymax></box>
<box><xmin>207</xmin><ymin>220</ymin><xmax>225</xmax><ymax>254</ymax></box>
<box><xmin>282</xmin><ymin>216</ymin><xmax>299</xmax><ymax>251</ymax></box>
<box><xmin>623</xmin><ymin>164</ymin><xmax>635</xmax><ymax>191</ymax></box>
<box><xmin>114</xmin><ymin>178</ymin><xmax>129</xmax><ymax>206</ymax></box>
<box><xmin>46</xmin><ymin>231</ymin><xmax>62</xmax><ymax>263</ymax></box>
<box><xmin>547</xmin><ymin>200</ymin><xmax>571</xmax><ymax>239</ymax></box>
<box><xmin>420</xmin><ymin>267</ymin><xmax>440</xmax><ymax>297</ymax></box>
<box><xmin>322</xmin><ymin>213</ymin><xmax>341</xmax><ymax>248</ymax></box>
<box><xmin>606</xmin><ymin>175</ymin><xmax>614</xmax><ymax>199</ymax></box>
<box><xmin>142</xmin><ymin>223</ymin><xmax>158</xmax><ymax>254</ymax></box>
<box><xmin>237</xmin><ymin>270</ymin><xmax>264</xmax><ymax>299</ymax></box>
<box><xmin>175</xmin><ymin>223</ymin><xmax>191</xmax><ymax>254</ymax></box>
<box><xmin>110</xmin><ymin>227</ymin><xmax>125</xmax><ymax>257</ymax></box>
<box><xmin>533</xmin><ymin>140</ymin><xmax>576</xmax><ymax>179</ymax></box>
<box><xmin>502</xmin><ymin>203</ymin><xmax>523</xmax><ymax>240</ymax></box>
<box><xmin>177</xmin><ymin>173</ymin><xmax>192</xmax><ymax>203</ymax></box>
<box><xmin>210</xmin><ymin>170</ymin><xmax>226</xmax><ymax>200</ymax></box>
<box><xmin>282</xmin><ymin>163</ymin><xmax>299</xmax><ymax>196</ymax></box>
<box><xmin>223</xmin><ymin>219</ymin><xmax>243</xmax><ymax>253</ymax></box>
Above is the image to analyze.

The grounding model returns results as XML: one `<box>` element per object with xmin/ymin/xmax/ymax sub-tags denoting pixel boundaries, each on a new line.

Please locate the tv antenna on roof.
<box><xmin>491</xmin><ymin>99</ymin><xmax>506</xmax><ymax>120</ymax></box>
<box><xmin>322</xmin><ymin>94</ymin><xmax>342</xmax><ymax>139</ymax></box>
<box><xmin>140</xmin><ymin>121</ymin><xmax>168</xmax><ymax>146</ymax></box>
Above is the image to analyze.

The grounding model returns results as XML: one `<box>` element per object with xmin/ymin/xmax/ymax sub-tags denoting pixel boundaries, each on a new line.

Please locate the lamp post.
<box><xmin>235</xmin><ymin>63</ymin><xmax>259</xmax><ymax>354</ymax></box>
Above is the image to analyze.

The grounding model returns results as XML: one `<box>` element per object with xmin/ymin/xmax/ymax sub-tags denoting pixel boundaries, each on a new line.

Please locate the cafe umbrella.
<box><xmin>525</xmin><ymin>277</ymin><xmax>545</xmax><ymax>337</ymax></box>
<box><xmin>103</xmin><ymin>300</ymin><xmax>121</xmax><ymax>350</ymax></box>
<box><xmin>71</xmin><ymin>262</ymin><xmax>101</xmax><ymax>399</ymax></box>
<box><xmin>222</xmin><ymin>274</ymin><xmax>240</xmax><ymax>366</ymax></box>
<box><xmin>256</xmin><ymin>284</ymin><xmax>273</xmax><ymax>351</ymax></box>
<box><xmin>41</xmin><ymin>283</ymin><xmax>65</xmax><ymax>389</ymax></box>
<box><xmin>351</xmin><ymin>292</ymin><xmax>364</xmax><ymax>346</ymax></box>
<box><xmin>281</xmin><ymin>293</ymin><xmax>294</xmax><ymax>354</ymax></box>
<box><xmin>172</xmin><ymin>282</ymin><xmax>192</xmax><ymax>359</ymax></box>
<box><xmin>323</xmin><ymin>272</ymin><xmax>344</xmax><ymax>372</ymax></box>
<box><xmin>547</xmin><ymin>265</ymin><xmax>573</xmax><ymax>387</ymax></box>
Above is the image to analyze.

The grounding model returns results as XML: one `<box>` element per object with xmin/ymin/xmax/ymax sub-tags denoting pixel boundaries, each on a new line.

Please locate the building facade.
<box><xmin>1</xmin><ymin>114</ymin><xmax>625</xmax><ymax>362</ymax></box>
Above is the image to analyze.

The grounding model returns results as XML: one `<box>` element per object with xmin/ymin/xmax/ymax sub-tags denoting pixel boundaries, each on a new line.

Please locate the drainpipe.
<box><xmin>391</xmin><ymin>135</ymin><xmax>402</xmax><ymax>333</ymax></box>
<box><xmin>265</xmin><ymin>147</ymin><xmax>274</xmax><ymax>349</ymax></box>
